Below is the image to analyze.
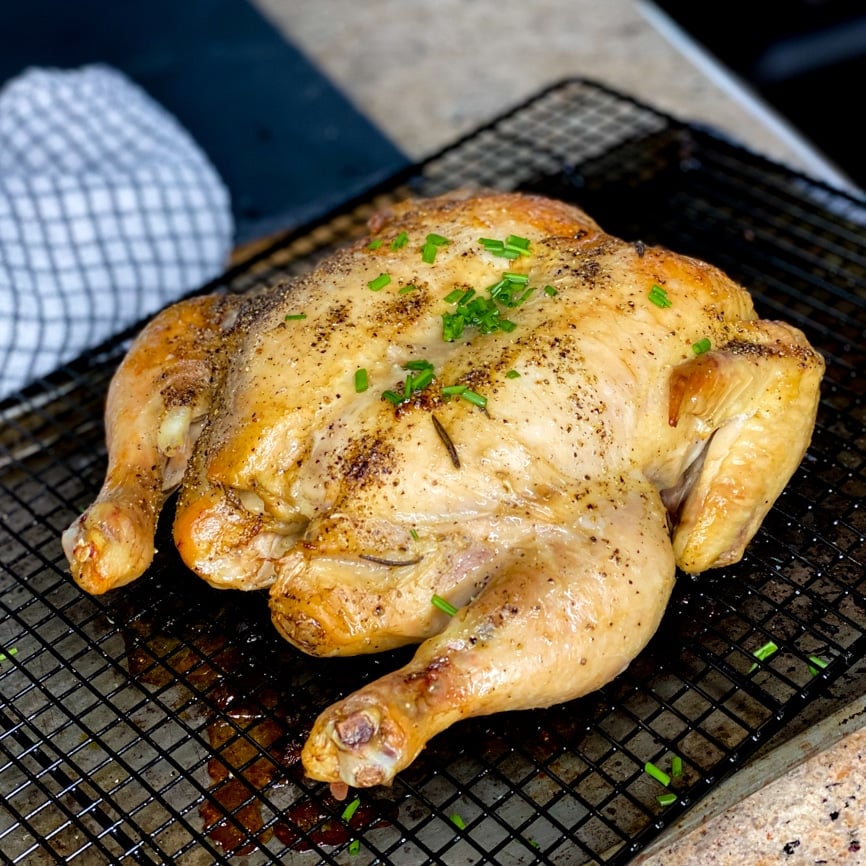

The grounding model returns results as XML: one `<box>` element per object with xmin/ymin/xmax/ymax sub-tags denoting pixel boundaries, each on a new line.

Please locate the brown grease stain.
<box><xmin>123</xmin><ymin>619</ymin><xmax>395</xmax><ymax>856</ymax></box>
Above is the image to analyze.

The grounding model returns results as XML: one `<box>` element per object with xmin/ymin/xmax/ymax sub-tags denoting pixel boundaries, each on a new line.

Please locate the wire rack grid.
<box><xmin>2</xmin><ymin>78</ymin><xmax>866</xmax><ymax>865</ymax></box>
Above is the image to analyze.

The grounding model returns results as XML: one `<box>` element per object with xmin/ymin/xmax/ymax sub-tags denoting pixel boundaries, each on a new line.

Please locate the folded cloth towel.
<box><xmin>0</xmin><ymin>64</ymin><xmax>234</xmax><ymax>400</ymax></box>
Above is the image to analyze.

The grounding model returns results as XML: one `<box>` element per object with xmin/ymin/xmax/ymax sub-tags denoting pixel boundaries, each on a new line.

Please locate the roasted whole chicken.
<box><xmin>63</xmin><ymin>191</ymin><xmax>824</xmax><ymax>789</ymax></box>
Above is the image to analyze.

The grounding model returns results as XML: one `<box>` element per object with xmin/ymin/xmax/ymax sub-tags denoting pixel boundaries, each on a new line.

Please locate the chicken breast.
<box><xmin>62</xmin><ymin>190</ymin><xmax>824</xmax><ymax>788</ymax></box>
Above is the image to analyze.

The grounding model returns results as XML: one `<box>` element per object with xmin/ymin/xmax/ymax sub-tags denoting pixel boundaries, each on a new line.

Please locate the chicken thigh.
<box><xmin>62</xmin><ymin>191</ymin><xmax>824</xmax><ymax>788</ymax></box>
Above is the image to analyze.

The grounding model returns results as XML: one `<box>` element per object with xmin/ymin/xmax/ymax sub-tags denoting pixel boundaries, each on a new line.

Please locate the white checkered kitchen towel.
<box><xmin>0</xmin><ymin>64</ymin><xmax>234</xmax><ymax>399</ymax></box>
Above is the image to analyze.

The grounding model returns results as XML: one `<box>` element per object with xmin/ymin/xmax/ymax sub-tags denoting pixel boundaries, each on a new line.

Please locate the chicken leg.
<box><xmin>301</xmin><ymin>472</ymin><xmax>675</xmax><ymax>787</ymax></box>
<box><xmin>61</xmin><ymin>294</ymin><xmax>236</xmax><ymax>594</ymax></box>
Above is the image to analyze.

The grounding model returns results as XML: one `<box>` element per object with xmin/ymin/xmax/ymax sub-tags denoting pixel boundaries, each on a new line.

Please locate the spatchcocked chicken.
<box><xmin>63</xmin><ymin>191</ymin><xmax>824</xmax><ymax>790</ymax></box>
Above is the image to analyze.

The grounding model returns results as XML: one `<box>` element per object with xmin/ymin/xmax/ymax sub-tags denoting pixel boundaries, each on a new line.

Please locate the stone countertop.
<box><xmin>253</xmin><ymin>0</ymin><xmax>857</xmax><ymax>190</ymax></box>
<box><xmin>634</xmin><ymin>699</ymin><xmax>866</xmax><ymax>866</ymax></box>
<box><xmin>250</xmin><ymin>2</ymin><xmax>866</xmax><ymax>862</ymax></box>
<box><xmin>636</xmin><ymin>729</ymin><xmax>866</xmax><ymax>865</ymax></box>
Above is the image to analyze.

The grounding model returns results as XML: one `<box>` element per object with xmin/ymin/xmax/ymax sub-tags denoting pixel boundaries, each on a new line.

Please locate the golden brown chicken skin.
<box><xmin>62</xmin><ymin>191</ymin><xmax>824</xmax><ymax>788</ymax></box>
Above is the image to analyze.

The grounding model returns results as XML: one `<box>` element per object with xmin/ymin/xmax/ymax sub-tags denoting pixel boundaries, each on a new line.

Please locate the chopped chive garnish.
<box><xmin>449</xmin><ymin>813</ymin><xmax>467</xmax><ymax>830</ymax></box>
<box><xmin>382</xmin><ymin>360</ymin><xmax>436</xmax><ymax>406</ymax></box>
<box><xmin>505</xmin><ymin>369</ymin><xmax>521</xmax><ymax>379</ymax></box>
<box><xmin>657</xmin><ymin>793</ymin><xmax>677</xmax><ymax>807</ymax></box>
<box><xmin>671</xmin><ymin>755</ymin><xmax>683</xmax><ymax>777</ymax></box>
<box><xmin>753</xmin><ymin>640</ymin><xmax>779</xmax><ymax>661</ymax></box>
<box><xmin>405</xmin><ymin>360</ymin><xmax>434</xmax><ymax>392</ymax></box>
<box><xmin>422</xmin><ymin>233</ymin><xmax>450</xmax><ymax>264</ymax></box>
<box><xmin>479</xmin><ymin>236</ymin><xmax>531</xmax><ymax>258</ymax></box>
<box><xmin>367</xmin><ymin>238</ymin><xmax>383</xmax><ymax>250</ymax></box>
<box><xmin>348</xmin><ymin>839</ymin><xmax>361</xmax><ymax>855</ymax></box>
<box><xmin>410</xmin><ymin>367</ymin><xmax>434</xmax><ymax>391</ymax></box>
<box><xmin>399</xmin><ymin>284</ymin><xmax>418</xmax><ymax>294</ymax></box>
<box><xmin>648</xmin><ymin>284</ymin><xmax>672</xmax><ymax>308</ymax></box>
<box><xmin>368</xmin><ymin>273</ymin><xmax>391</xmax><ymax>291</ymax></box>
<box><xmin>391</xmin><ymin>231</ymin><xmax>409</xmax><ymax>249</ymax></box>
<box><xmin>486</xmin><ymin>280</ymin><xmax>507</xmax><ymax>301</ymax></box>
<box><xmin>692</xmin><ymin>337</ymin><xmax>712</xmax><ymax>355</ymax></box>
<box><xmin>644</xmin><ymin>761</ymin><xmax>671</xmax><ymax>787</ymax></box>
<box><xmin>442</xmin><ymin>313</ymin><xmax>464</xmax><ymax>341</ymax></box>
<box><xmin>341</xmin><ymin>797</ymin><xmax>361</xmax><ymax>822</ymax></box>
<box><xmin>432</xmin><ymin>594</ymin><xmax>458</xmax><ymax>617</ymax></box>
<box><xmin>442</xmin><ymin>384</ymin><xmax>467</xmax><ymax>396</ymax></box>
<box><xmin>749</xmin><ymin>639</ymin><xmax>779</xmax><ymax>672</ymax></box>
<box><xmin>441</xmin><ymin>270</ymin><xmax>537</xmax><ymax>341</ymax></box>
<box><xmin>505</xmin><ymin>234</ymin><xmax>530</xmax><ymax>250</ymax></box>
<box><xmin>502</xmin><ymin>272</ymin><xmax>529</xmax><ymax>284</ymax></box>
<box><xmin>409</xmin><ymin>528</ymin><xmax>420</xmax><ymax>541</ymax></box>
<box><xmin>543</xmin><ymin>284</ymin><xmax>558</xmax><ymax>296</ymax></box>
<box><xmin>0</xmin><ymin>647</ymin><xmax>18</xmax><ymax>664</ymax></box>
<box><xmin>809</xmin><ymin>655</ymin><xmax>829</xmax><ymax>675</ymax></box>
<box><xmin>526</xmin><ymin>838</ymin><xmax>541</xmax><ymax>849</ymax></box>
<box><xmin>284</xmin><ymin>313</ymin><xmax>307</xmax><ymax>321</ymax></box>
<box><xmin>354</xmin><ymin>368</ymin><xmax>369</xmax><ymax>393</ymax></box>
<box><xmin>461</xmin><ymin>389</ymin><xmax>487</xmax><ymax>409</ymax></box>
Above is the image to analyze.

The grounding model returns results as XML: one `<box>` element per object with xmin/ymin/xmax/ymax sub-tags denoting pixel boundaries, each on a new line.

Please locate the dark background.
<box><xmin>3</xmin><ymin>0</ymin><xmax>863</xmax><ymax>248</ymax></box>
<box><xmin>0</xmin><ymin>0</ymin><xmax>408</xmax><ymax>244</ymax></box>
<box><xmin>644</xmin><ymin>0</ymin><xmax>866</xmax><ymax>191</ymax></box>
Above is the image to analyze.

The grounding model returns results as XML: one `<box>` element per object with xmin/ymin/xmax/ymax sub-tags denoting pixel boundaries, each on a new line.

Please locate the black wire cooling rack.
<box><xmin>2</xmin><ymin>78</ymin><xmax>865</xmax><ymax>866</ymax></box>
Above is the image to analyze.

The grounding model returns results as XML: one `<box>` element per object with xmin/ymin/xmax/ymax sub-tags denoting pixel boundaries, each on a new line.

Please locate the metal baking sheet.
<box><xmin>2</xmin><ymin>78</ymin><xmax>865</xmax><ymax>865</ymax></box>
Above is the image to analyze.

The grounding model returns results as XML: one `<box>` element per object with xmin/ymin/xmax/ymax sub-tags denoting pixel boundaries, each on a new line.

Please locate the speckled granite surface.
<box><xmin>635</xmin><ymin>726</ymin><xmax>866</xmax><ymax>866</ymax></box>
<box><xmin>251</xmin><ymin>3</ymin><xmax>866</xmax><ymax>862</ymax></box>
